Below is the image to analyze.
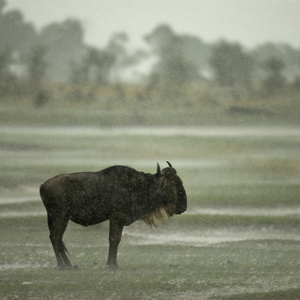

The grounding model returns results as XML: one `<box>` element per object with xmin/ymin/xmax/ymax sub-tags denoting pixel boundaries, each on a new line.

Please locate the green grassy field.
<box><xmin>0</xmin><ymin>95</ymin><xmax>300</xmax><ymax>299</ymax></box>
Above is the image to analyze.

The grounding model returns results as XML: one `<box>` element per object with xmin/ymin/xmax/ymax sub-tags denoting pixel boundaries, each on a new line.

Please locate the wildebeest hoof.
<box><xmin>58</xmin><ymin>265</ymin><xmax>79</xmax><ymax>271</ymax></box>
<box><xmin>66</xmin><ymin>265</ymin><xmax>78</xmax><ymax>270</ymax></box>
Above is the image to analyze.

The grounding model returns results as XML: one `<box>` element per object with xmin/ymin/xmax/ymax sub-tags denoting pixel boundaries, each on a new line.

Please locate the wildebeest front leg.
<box><xmin>106</xmin><ymin>218</ymin><xmax>124</xmax><ymax>269</ymax></box>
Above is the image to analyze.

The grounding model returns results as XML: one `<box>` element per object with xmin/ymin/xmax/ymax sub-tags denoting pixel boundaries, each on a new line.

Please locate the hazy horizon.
<box><xmin>6</xmin><ymin>0</ymin><xmax>300</xmax><ymax>50</ymax></box>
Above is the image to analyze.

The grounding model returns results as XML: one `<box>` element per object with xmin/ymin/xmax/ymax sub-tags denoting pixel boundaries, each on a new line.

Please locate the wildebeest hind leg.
<box><xmin>48</xmin><ymin>212</ymin><xmax>72</xmax><ymax>269</ymax></box>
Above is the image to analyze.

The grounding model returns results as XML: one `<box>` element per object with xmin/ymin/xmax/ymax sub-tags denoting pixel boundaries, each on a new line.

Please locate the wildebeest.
<box><xmin>40</xmin><ymin>161</ymin><xmax>187</xmax><ymax>269</ymax></box>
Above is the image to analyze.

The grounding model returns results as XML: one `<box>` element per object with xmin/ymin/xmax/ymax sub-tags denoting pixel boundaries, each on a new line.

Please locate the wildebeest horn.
<box><xmin>157</xmin><ymin>163</ymin><xmax>161</xmax><ymax>175</ymax></box>
<box><xmin>166</xmin><ymin>161</ymin><xmax>177</xmax><ymax>174</ymax></box>
<box><xmin>166</xmin><ymin>161</ymin><xmax>172</xmax><ymax>168</ymax></box>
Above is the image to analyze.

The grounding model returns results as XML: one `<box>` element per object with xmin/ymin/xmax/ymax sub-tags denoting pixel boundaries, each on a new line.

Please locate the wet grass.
<box><xmin>1</xmin><ymin>87</ymin><xmax>300</xmax><ymax>127</ymax></box>
<box><xmin>0</xmin><ymin>216</ymin><xmax>300</xmax><ymax>300</ymax></box>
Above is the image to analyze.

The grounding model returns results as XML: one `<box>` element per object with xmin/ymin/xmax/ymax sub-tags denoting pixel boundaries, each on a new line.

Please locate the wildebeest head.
<box><xmin>160</xmin><ymin>161</ymin><xmax>187</xmax><ymax>215</ymax></box>
<box><xmin>143</xmin><ymin>161</ymin><xmax>187</xmax><ymax>226</ymax></box>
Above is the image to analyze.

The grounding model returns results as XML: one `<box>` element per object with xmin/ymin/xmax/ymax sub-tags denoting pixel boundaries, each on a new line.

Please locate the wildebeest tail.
<box><xmin>39</xmin><ymin>184</ymin><xmax>46</xmax><ymax>200</ymax></box>
<box><xmin>39</xmin><ymin>183</ymin><xmax>53</xmax><ymax>208</ymax></box>
<box><xmin>39</xmin><ymin>184</ymin><xmax>50</xmax><ymax>208</ymax></box>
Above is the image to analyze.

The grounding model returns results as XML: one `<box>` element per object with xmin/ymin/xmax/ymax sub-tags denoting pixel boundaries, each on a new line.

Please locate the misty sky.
<box><xmin>6</xmin><ymin>0</ymin><xmax>300</xmax><ymax>49</ymax></box>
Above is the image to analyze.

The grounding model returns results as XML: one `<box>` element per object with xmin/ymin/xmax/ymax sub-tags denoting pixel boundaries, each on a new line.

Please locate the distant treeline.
<box><xmin>1</xmin><ymin>0</ymin><xmax>300</xmax><ymax>101</ymax></box>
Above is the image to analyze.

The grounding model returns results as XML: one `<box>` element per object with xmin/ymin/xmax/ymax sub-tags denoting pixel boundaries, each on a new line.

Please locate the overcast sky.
<box><xmin>6</xmin><ymin>0</ymin><xmax>300</xmax><ymax>49</ymax></box>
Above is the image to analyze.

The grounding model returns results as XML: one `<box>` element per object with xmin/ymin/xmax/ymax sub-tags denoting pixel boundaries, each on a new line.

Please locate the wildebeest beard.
<box><xmin>142</xmin><ymin>203</ymin><xmax>176</xmax><ymax>227</ymax></box>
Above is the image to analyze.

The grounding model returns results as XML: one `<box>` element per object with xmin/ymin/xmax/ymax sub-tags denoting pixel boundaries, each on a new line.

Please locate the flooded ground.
<box><xmin>124</xmin><ymin>226</ymin><xmax>300</xmax><ymax>246</ymax></box>
<box><xmin>1</xmin><ymin>193</ymin><xmax>299</xmax><ymax>248</ymax></box>
<box><xmin>188</xmin><ymin>206</ymin><xmax>300</xmax><ymax>216</ymax></box>
<box><xmin>1</xmin><ymin>125</ymin><xmax>299</xmax><ymax>137</ymax></box>
<box><xmin>2</xmin><ymin>195</ymin><xmax>300</xmax><ymax>217</ymax></box>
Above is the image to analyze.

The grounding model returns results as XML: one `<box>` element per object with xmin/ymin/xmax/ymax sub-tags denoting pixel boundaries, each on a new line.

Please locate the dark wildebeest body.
<box><xmin>40</xmin><ymin>162</ymin><xmax>187</xmax><ymax>269</ymax></box>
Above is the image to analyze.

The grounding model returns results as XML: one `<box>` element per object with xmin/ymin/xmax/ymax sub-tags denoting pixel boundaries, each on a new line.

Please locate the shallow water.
<box><xmin>188</xmin><ymin>206</ymin><xmax>300</xmax><ymax>216</ymax></box>
<box><xmin>123</xmin><ymin>227</ymin><xmax>300</xmax><ymax>247</ymax></box>
<box><xmin>0</xmin><ymin>211</ymin><xmax>45</xmax><ymax>217</ymax></box>
<box><xmin>0</xmin><ymin>262</ymin><xmax>50</xmax><ymax>271</ymax></box>
<box><xmin>0</xmin><ymin>196</ymin><xmax>39</xmax><ymax>204</ymax></box>
<box><xmin>1</xmin><ymin>125</ymin><xmax>299</xmax><ymax>137</ymax></box>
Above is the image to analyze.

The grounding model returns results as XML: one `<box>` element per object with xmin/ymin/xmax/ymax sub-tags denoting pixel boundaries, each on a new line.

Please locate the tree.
<box><xmin>70</xmin><ymin>47</ymin><xmax>115</xmax><ymax>85</ymax></box>
<box><xmin>69</xmin><ymin>46</ymin><xmax>115</xmax><ymax>101</ymax></box>
<box><xmin>0</xmin><ymin>3</ymin><xmax>36</xmax><ymax>54</ymax></box>
<box><xmin>27</xmin><ymin>45</ymin><xmax>49</xmax><ymax>107</ymax></box>
<box><xmin>145</xmin><ymin>24</ymin><xmax>210</xmax><ymax>74</ymax></box>
<box><xmin>0</xmin><ymin>48</ymin><xmax>13</xmax><ymax>92</ymax></box>
<box><xmin>0</xmin><ymin>0</ymin><xmax>5</xmax><ymax>11</ymax></box>
<box><xmin>209</xmin><ymin>41</ymin><xmax>253</xmax><ymax>88</ymax></box>
<box><xmin>251</xmin><ymin>42</ymin><xmax>300</xmax><ymax>82</ymax></box>
<box><xmin>0</xmin><ymin>0</ymin><xmax>37</xmax><ymax>83</ymax></box>
<box><xmin>262</xmin><ymin>57</ymin><xmax>286</xmax><ymax>95</ymax></box>
<box><xmin>27</xmin><ymin>45</ymin><xmax>47</xmax><ymax>84</ymax></box>
<box><xmin>145</xmin><ymin>24</ymin><xmax>175</xmax><ymax>58</ymax></box>
<box><xmin>105</xmin><ymin>32</ymin><xmax>130</xmax><ymax>83</ymax></box>
<box><xmin>104</xmin><ymin>33</ymin><xmax>132</xmax><ymax>100</ymax></box>
<box><xmin>156</xmin><ymin>53</ymin><xmax>198</xmax><ymax>96</ymax></box>
<box><xmin>145</xmin><ymin>24</ymin><xmax>198</xmax><ymax>97</ymax></box>
<box><xmin>84</xmin><ymin>47</ymin><xmax>115</xmax><ymax>85</ymax></box>
<box><xmin>39</xmin><ymin>19</ymin><xmax>85</xmax><ymax>81</ymax></box>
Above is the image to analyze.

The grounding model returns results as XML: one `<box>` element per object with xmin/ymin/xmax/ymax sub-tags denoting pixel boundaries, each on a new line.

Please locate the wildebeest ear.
<box><xmin>163</xmin><ymin>178</ymin><xmax>168</xmax><ymax>189</ymax></box>
<box><xmin>156</xmin><ymin>163</ymin><xmax>161</xmax><ymax>175</ymax></box>
<box><xmin>158</xmin><ymin>177</ymin><xmax>168</xmax><ymax>191</ymax></box>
